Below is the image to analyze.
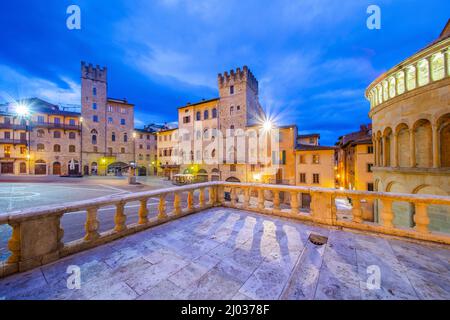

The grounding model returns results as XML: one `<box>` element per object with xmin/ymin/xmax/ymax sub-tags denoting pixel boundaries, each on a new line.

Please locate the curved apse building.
<box><xmin>365</xmin><ymin>20</ymin><xmax>450</xmax><ymax>232</ymax></box>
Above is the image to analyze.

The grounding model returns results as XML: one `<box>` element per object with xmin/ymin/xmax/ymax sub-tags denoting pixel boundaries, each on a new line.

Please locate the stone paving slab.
<box><xmin>0</xmin><ymin>207</ymin><xmax>450</xmax><ymax>300</ymax></box>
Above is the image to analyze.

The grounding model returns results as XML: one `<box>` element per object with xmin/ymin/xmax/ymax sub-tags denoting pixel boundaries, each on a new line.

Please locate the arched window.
<box><xmin>418</xmin><ymin>59</ymin><xmax>430</xmax><ymax>87</ymax></box>
<box><xmin>396</xmin><ymin>71</ymin><xmax>405</xmax><ymax>95</ymax></box>
<box><xmin>68</xmin><ymin>132</ymin><xmax>76</xmax><ymax>139</ymax></box>
<box><xmin>211</xmin><ymin>149</ymin><xmax>216</xmax><ymax>158</ymax></box>
<box><xmin>53</xmin><ymin>131</ymin><xmax>61</xmax><ymax>138</ymax></box>
<box><xmin>124</xmin><ymin>133</ymin><xmax>128</xmax><ymax>142</ymax></box>
<box><xmin>112</xmin><ymin>132</ymin><xmax>116</xmax><ymax>142</ymax></box>
<box><xmin>196</xmin><ymin>111</ymin><xmax>201</xmax><ymax>121</ymax></box>
<box><xmin>90</xmin><ymin>129</ymin><xmax>98</xmax><ymax>145</ymax></box>
<box><xmin>53</xmin><ymin>144</ymin><xmax>61</xmax><ymax>152</ymax></box>
<box><xmin>382</xmin><ymin>81</ymin><xmax>388</xmax><ymax>101</ymax></box>
<box><xmin>69</xmin><ymin>145</ymin><xmax>76</xmax><ymax>152</ymax></box>
<box><xmin>406</xmin><ymin>66</ymin><xmax>416</xmax><ymax>90</ymax></box>
<box><xmin>212</xmin><ymin>108</ymin><xmax>217</xmax><ymax>118</ymax></box>
<box><xmin>37</xmin><ymin>143</ymin><xmax>45</xmax><ymax>151</ymax></box>
<box><xmin>414</xmin><ymin>119</ymin><xmax>432</xmax><ymax>168</ymax></box>
<box><xmin>431</xmin><ymin>52</ymin><xmax>445</xmax><ymax>81</ymax></box>
<box><xmin>37</xmin><ymin>129</ymin><xmax>44</xmax><ymax>138</ymax></box>
<box><xmin>388</xmin><ymin>77</ymin><xmax>396</xmax><ymax>98</ymax></box>
<box><xmin>204</xmin><ymin>110</ymin><xmax>209</xmax><ymax>119</ymax></box>
<box><xmin>230</xmin><ymin>106</ymin><xmax>234</xmax><ymax>114</ymax></box>
<box><xmin>236</xmin><ymin>105</ymin><xmax>240</xmax><ymax>111</ymax></box>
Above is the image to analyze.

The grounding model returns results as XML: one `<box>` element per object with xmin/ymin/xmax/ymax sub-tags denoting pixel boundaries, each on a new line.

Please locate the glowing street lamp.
<box><xmin>263</xmin><ymin>120</ymin><xmax>272</xmax><ymax>132</ymax></box>
<box><xmin>15</xmin><ymin>103</ymin><xmax>30</xmax><ymax>117</ymax></box>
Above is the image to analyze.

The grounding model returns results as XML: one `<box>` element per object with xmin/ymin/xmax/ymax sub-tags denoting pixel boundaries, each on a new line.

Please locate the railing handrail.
<box><xmin>220</xmin><ymin>182</ymin><xmax>450</xmax><ymax>204</ymax></box>
<box><xmin>1</xmin><ymin>181</ymin><xmax>219</xmax><ymax>223</ymax></box>
<box><xmin>2</xmin><ymin>181</ymin><xmax>449</xmax><ymax>224</ymax></box>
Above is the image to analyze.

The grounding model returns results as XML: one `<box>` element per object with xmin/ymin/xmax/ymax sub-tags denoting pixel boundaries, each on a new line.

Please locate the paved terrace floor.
<box><xmin>1</xmin><ymin>208</ymin><xmax>449</xmax><ymax>300</ymax></box>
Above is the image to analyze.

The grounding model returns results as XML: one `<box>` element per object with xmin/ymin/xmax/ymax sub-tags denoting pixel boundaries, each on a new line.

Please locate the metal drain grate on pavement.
<box><xmin>308</xmin><ymin>233</ymin><xmax>328</xmax><ymax>246</ymax></box>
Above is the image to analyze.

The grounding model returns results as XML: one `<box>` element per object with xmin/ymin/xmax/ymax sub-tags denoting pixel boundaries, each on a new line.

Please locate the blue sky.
<box><xmin>0</xmin><ymin>1</ymin><xmax>448</xmax><ymax>145</ymax></box>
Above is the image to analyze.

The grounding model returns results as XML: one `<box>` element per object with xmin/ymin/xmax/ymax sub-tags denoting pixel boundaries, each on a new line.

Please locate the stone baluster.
<box><xmin>231</xmin><ymin>188</ymin><xmax>237</xmax><ymax>207</ymax></box>
<box><xmin>199</xmin><ymin>188</ymin><xmax>206</xmax><ymax>208</ymax></box>
<box><xmin>432</xmin><ymin>125</ymin><xmax>440</xmax><ymax>168</ymax></box>
<box><xmin>290</xmin><ymin>191</ymin><xmax>299</xmax><ymax>215</ymax></box>
<box><xmin>138</xmin><ymin>198</ymin><xmax>149</xmax><ymax>224</ymax></box>
<box><xmin>7</xmin><ymin>223</ymin><xmax>20</xmax><ymax>263</ymax></box>
<box><xmin>243</xmin><ymin>188</ymin><xmax>250</xmax><ymax>209</ymax></box>
<box><xmin>380</xmin><ymin>199</ymin><xmax>394</xmax><ymax>228</ymax></box>
<box><xmin>158</xmin><ymin>194</ymin><xmax>167</xmax><ymax>219</ymax></box>
<box><xmin>84</xmin><ymin>207</ymin><xmax>100</xmax><ymax>241</ymax></box>
<box><xmin>173</xmin><ymin>192</ymin><xmax>182</xmax><ymax>215</ymax></box>
<box><xmin>218</xmin><ymin>185</ymin><xmax>225</xmax><ymax>205</ymax></box>
<box><xmin>351</xmin><ymin>196</ymin><xmax>363</xmax><ymax>223</ymax></box>
<box><xmin>257</xmin><ymin>189</ymin><xmax>265</xmax><ymax>211</ymax></box>
<box><xmin>114</xmin><ymin>202</ymin><xmax>127</xmax><ymax>232</ymax></box>
<box><xmin>187</xmin><ymin>190</ymin><xmax>194</xmax><ymax>211</ymax></box>
<box><xmin>273</xmin><ymin>190</ymin><xmax>280</xmax><ymax>211</ymax></box>
<box><xmin>414</xmin><ymin>203</ymin><xmax>430</xmax><ymax>234</ymax></box>
<box><xmin>409</xmin><ymin>129</ymin><xmax>416</xmax><ymax>167</ymax></box>
<box><xmin>208</xmin><ymin>186</ymin><xmax>215</xmax><ymax>206</ymax></box>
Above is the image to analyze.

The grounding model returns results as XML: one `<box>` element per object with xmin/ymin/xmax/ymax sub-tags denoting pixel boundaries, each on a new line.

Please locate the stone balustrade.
<box><xmin>1</xmin><ymin>181</ymin><xmax>449</xmax><ymax>279</ymax></box>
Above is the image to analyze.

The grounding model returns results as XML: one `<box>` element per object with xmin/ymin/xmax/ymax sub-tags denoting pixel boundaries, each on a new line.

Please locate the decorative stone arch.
<box><xmin>437</xmin><ymin>113</ymin><xmax>450</xmax><ymax>167</ymax></box>
<box><xmin>34</xmin><ymin>160</ymin><xmax>47</xmax><ymax>175</ymax></box>
<box><xmin>383</xmin><ymin>127</ymin><xmax>393</xmax><ymax>167</ymax></box>
<box><xmin>52</xmin><ymin>162</ymin><xmax>61</xmax><ymax>175</ymax></box>
<box><xmin>395</xmin><ymin>123</ymin><xmax>410</xmax><ymax>167</ymax></box>
<box><xmin>225</xmin><ymin>176</ymin><xmax>240</xmax><ymax>183</ymax></box>
<box><xmin>430</xmin><ymin>51</ymin><xmax>446</xmax><ymax>81</ymax></box>
<box><xmin>413</xmin><ymin>118</ymin><xmax>433</xmax><ymax>168</ymax></box>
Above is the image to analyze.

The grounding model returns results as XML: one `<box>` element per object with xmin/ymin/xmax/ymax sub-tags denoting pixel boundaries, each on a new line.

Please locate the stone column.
<box><xmin>426</xmin><ymin>56</ymin><xmax>432</xmax><ymax>83</ymax></box>
<box><xmin>393</xmin><ymin>133</ymin><xmax>399</xmax><ymax>167</ymax></box>
<box><xmin>432</xmin><ymin>124</ymin><xmax>440</xmax><ymax>168</ymax></box>
<box><xmin>382</xmin><ymin>136</ymin><xmax>387</xmax><ymax>167</ymax></box>
<box><xmin>373</xmin><ymin>137</ymin><xmax>378</xmax><ymax>166</ymax></box>
<box><xmin>409</xmin><ymin>129</ymin><xmax>416</xmax><ymax>167</ymax></box>
<box><xmin>443</xmin><ymin>49</ymin><xmax>449</xmax><ymax>77</ymax></box>
<box><xmin>414</xmin><ymin>63</ymin><xmax>419</xmax><ymax>88</ymax></box>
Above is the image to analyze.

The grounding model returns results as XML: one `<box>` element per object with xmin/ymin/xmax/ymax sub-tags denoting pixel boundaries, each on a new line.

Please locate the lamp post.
<box><xmin>129</xmin><ymin>132</ymin><xmax>137</xmax><ymax>184</ymax></box>
<box><xmin>80</xmin><ymin>117</ymin><xmax>83</xmax><ymax>176</ymax></box>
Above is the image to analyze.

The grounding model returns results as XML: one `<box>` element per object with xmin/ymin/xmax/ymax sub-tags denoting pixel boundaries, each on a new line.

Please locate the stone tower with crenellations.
<box><xmin>81</xmin><ymin>62</ymin><xmax>108</xmax><ymax>172</ymax></box>
<box><xmin>217</xmin><ymin>66</ymin><xmax>265</xmax><ymax>135</ymax></box>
